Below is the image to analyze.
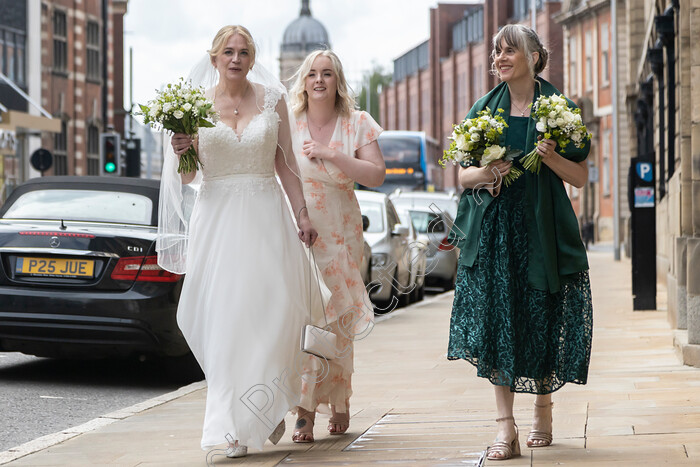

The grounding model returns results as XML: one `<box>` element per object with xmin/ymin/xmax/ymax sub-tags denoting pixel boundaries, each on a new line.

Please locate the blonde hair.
<box><xmin>208</xmin><ymin>25</ymin><xmax>256</xmax><ymax>68</ymax></box>
<box><xmin>290</xmin><ymin>50</ymin><xmax>355</xmax><ymax>118</ymax></box>
<box><xmin>489</xmin><ymin>24</ymin><xmax>549</xmax><ymax>77</ymax></box>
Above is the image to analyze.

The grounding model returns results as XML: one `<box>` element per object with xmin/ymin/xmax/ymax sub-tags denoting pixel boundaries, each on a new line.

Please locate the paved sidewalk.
<box><xmin>2</xmin><ymin>250</ymin><xmax>700</xmax><ymax>466</ymax></box>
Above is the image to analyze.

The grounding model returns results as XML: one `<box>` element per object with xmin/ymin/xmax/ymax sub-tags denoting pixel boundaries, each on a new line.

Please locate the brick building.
<box><xmin>0</xmin><ymin>0</ymin><xmax>127</xmax><ymax>200</ymax></box>
<box><xmin>556</xmin><ymin>1</ymin><xmax>631</xmax><ymax>251</ymax></box>
<box><xmin>40</xmin><ymin>0</ymin><xmax>127</xmax><ymax>177</ymax></box>
<box><xmin>380</xmin><ymin>0</ymin><xmax>564</xmax><ymax>191</ymax></box>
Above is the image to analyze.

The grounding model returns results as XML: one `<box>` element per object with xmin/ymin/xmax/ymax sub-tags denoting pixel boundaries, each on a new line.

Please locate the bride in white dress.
<box><xmin>158</xmin><ymin>25</ymin><xmax>324</xmax><ymax>458</ymax></box>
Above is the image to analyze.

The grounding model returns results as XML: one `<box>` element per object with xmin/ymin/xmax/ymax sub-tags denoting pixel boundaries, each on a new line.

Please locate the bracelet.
<box><xmin>297</xmin><ymin>206</ymin><xmax>308</xmax><ymax>219</ymax></box>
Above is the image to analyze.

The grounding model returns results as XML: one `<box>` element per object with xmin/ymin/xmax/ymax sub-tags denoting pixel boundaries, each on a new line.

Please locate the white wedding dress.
<box><xmin>176</xmin><ymin>85</ymin><xmax>316</xmax><ymax>451</ymax></box>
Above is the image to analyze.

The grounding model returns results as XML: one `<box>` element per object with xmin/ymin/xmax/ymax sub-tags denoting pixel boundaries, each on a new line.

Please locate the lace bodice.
<box><xmin>198</xmin><ymin>86</ymin><xmax>282</xmax><ymax>179</ymax></box>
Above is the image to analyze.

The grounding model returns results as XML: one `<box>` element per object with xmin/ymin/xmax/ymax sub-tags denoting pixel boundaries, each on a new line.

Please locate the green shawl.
<box><xmin>448</xmin><ymin>77</ymin><xmax>590</xmax><ymax>293</ymax></box>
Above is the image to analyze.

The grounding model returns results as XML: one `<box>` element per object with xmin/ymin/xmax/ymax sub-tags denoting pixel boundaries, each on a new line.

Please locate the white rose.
<box><xmin>571</xmin><ymin>132</ymin><xmax>582</xmax><ymax>143</ymax></box>
<box><xmin>162</xmin><ymin>102</ymin><xmax>173</xmax><ymax>113</ymax></box>
<box><xmin>536</xmin><ymin>121</ymin><xmax>547</xmax><ymax>133</ymax></box>
<box><xmin>470</xmin><ymin>132</ymin><xmax>481</xmax><ymax>142</ymax></box>
<box><xmin>183</xmin><ymin>103</ymin><xmax>192</xmax><ymax>112</ymax></box>
<box><xmin>548</xmin><ymin>118</ymin><xmax>557</xmax><ymax>128</ymax></box>
<box><xmin>148</xmin><ymin>109</ymin><xmax>158</xmax><ymax>119</ymax></box>
<box><xmin>548</xmin><ymin>111</ymin><xmax>557</xmax><ymax>119</ymax></box>
<box><xmin>556</xmin><ymin>117</ymin><xmax>565</xmax><ymax>127</ymax></box>
<box><xmin>455</xmin><ymin>133</ymin><xmax>468</xmax><ymax>151</ymax></box>
<box><xmin>173</xmin><ymin>110</ymin><xmax>184</xmax><ymax>119</ymax></box>
<box><xmin>563</xmin><ymin>112</ymin><xmax>574</xmax><ymax>123</ymax></box>
<box><xmin>481</xmin><ymin>145</ymin><xmax>507</xmax><ymax>166</ymax></box>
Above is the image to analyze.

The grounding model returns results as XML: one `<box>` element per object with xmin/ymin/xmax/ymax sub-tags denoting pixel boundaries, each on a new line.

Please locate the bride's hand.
<box><xmin>297</xmin><ymin>210</ymin><xmax>318</xmax><ymax>247</ymax></box>
<box><xmin>172</xmin><ymin>133</ymin><xmax>194</xmax><ymax>157</ymax></box>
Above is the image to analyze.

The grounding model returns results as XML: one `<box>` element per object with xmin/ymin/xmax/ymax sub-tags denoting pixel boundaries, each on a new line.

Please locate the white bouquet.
<box><xmin>138</xmin><ymin>78</ymin><xmax>218</xmax><ymax>174</ymax></box>
<box><xmin>520</xmin><ymin>94</ymin><xmax>592</xmax><ymax>174</ymax></box>
<box><xmin>440</xmin><ymin>107</ymin><xmax>523</xmax><ymax>186</ymax></box>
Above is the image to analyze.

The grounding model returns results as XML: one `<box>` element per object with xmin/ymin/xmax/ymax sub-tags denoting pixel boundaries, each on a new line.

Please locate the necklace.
<box><xmin>232</xmin><ymin>83</ymin><xmax>250</xmax><ymax>116</ymax></box>
<box><xmin>511</xmin><ymin>96</ymin><xmax>531</xmax><ymax>117</ymax></box>
<box><xmin>307</xmin><ymin>114</ymin><xmax>336</xmax><ymax>134</ymax></box>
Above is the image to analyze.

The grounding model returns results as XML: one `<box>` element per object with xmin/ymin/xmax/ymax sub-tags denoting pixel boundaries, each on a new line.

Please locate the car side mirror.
<box><xmin>362</xmin><ymin>215</ymin><xmax>370</xmax><ymax>232</ymax></box>
<box><xmin>392</xmin><ymin>225</ymin><xmax>409</xmax><ymax>237</ymax></box>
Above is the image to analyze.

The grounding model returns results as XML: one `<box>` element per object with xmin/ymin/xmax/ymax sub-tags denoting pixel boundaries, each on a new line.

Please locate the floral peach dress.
<box><xmin>294</xmin><ymin>110</ymin><xmax>382</xmax><ymax>415</ymax></box>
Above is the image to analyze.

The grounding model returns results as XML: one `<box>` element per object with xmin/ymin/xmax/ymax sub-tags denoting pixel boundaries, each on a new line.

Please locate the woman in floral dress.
<box><xmin>289</xmin><ymin>49</ymin><xmax>385</xmax><ymax>442</ymax></box>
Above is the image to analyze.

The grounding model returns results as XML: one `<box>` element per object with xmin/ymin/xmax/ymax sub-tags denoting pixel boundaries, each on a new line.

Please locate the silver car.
<box><xmin>407</xmin><ymin>208</ymin><xmax>459</xmax><ymax>290</ymax></box>
<box><xmin>389</xmin><ymin>190</ymin><xmax>459</xmax><ymax>220</ymax></box>
<box><xmin>356</xmin><ymin>190</ymin><xmax>412</xmax><ymax>312</ymax></box>
<box><xmin>396</xmin><ymin>208</ymin><xmax>428</xmax><ymax>303</ymax></box>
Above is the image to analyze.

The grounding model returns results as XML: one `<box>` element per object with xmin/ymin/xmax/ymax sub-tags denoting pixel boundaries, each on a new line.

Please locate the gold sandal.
<box><xmin>486</xmin><ymin>416</ymin><xmax>521</xmax><ymax>461</ymax></box>
<box><xmin>527</xmin><ymin>402</ymin><xmax>553</xmax><ymax>448</ymax></box>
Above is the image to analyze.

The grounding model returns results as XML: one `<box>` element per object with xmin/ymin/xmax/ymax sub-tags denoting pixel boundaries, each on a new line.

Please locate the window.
<box><xmin>54</xmin><ymin>120</ymin><xmax>68</xmax><ymax>175</ymax></box>
<box><xmin>0</xmin><ymin>28</ymin><xmax>27</xmax><ymax>87</ymax></box>
<box><xmin>87</xmin><ymin>21</ymin><xmax>100</xmax><ymax>81</ymax></box>
<box><xmin>584</xmin><ymin>31</ymin><xmax>592</xmax><ymax>91</ymax></box>
<box><xmin>410</xmin><ymin>92</ymin><xmax>418</xmax><ymax>128</ymax></box>
<box><xmin>53</xmin><ymin>10</ymin><xmax>67</xmax><ymax>73</ymax></box>
<box><xmin>3</xmin><ymin>189</ymin><xmax>154</xmax><ymax>226</ymax></box>
<box><xmin>600</xmin><ymin>23</ymin><xmax>610</xmax><ymax>85</ymax></box>
<box><xmin>602</xmin><ymin>130</ymin><xmax>611</xmax><ymax>197</ymax></box>
<box><xmin>87</xmin><ymin>124</ymin><xmax>100</xmax><ymax>175</ymax></box>
<box><xmin>569</xmin><ymin>35</ymin><xmax>578</xmax><ymax>95</ymax></box>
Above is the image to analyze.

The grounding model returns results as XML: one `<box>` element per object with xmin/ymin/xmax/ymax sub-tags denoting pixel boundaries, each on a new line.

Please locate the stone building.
<box><xmin>620</xmin><ymin>0</ymin><xmax>700</xmax><ymax>365</ymax></box>
<box><xmin>279</xmin><ymin>0</ymin><xmax>330</xmax><ymax>87</ymax></box>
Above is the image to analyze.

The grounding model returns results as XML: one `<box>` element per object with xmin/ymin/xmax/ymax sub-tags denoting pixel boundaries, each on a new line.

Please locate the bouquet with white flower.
<box><xmin>439</xmin><ymin>107</ymin><xmax>523</xmax><ymax>186</ymax></box>
<box><xmin>138</xmin><ymin>78</ymin><xmax>218</xmax><ymax>174</ymax></box>
<box><xmin>520</xmin><ymin>94</ymin><xmax>592</xmax><ymax>174</ymax></box>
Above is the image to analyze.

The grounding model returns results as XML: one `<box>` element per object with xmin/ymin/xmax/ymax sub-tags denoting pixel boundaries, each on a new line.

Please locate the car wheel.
<box><xmin>416</xmin><ymin>282</ymin><xmax>425</xmax><ymax>301</ymax></box>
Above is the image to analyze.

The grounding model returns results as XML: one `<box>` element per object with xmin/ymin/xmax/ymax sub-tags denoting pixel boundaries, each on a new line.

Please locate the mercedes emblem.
<box><xmin>50</xmin><ymin>236</ymin><xmax>60</xmax><ymax>248</ymax></box>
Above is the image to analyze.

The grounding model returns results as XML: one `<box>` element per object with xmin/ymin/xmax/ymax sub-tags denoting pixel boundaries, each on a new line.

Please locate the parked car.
<box><xmin>395</xmin><ymin>207</ymin><xmax>427</xmax><ymax>303</ymax></box>
<box><xmin>360</xmin><ymin>215</ymin><xmax>372</xmax><ymax>286</ymax></box>
<box><xmin>390</xmin><ymin>190</ymin><xmax>459</xmax><ymax>220</ymax></box>
<box><xmin>407</xmin><ymin>208</ymin><xmax>459</xmax><ymax>290</ymax></box>
<box><xmin>0</xmin><ymin>176</ymin><xmax>192</xmax><ymax>363</ymax></box>
<box><xmin>355</xmin><ymin>190</ymin><xmax>412</xmax><ymax>311</ymax></box>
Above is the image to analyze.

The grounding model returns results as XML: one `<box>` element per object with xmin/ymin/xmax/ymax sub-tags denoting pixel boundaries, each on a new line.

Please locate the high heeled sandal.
<box><xmin>225</xmin><ymin>441</ymin><xmax>248</xmax><ymax>458</ymax></box>
<box><xmin>486</xmin><ymin>416</ymin><xmax>521</xmax><ymax>461</ymax></box>
<box><xmin>268</xmin><ymin>419</ymin><xmax>285</xmax><ymax>445</ymax></box>
<box><xmin>328</xmin><ymin>407</ymin><xmax>350</xmax><ymax>435</ymax></box>
<box><xmin>292</xmin><ymin>411</ymin><xmax>315</xmax><ymax>443</ymax></box>
<box><xmin>527</xmin><ymin>402</ymin><xmax>553</xmax><ymax>448</ymax></box>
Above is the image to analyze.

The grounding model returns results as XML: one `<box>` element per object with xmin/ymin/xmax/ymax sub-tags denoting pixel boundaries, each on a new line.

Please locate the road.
<box><xmin>0</xmin><ymin>352</ymin><xmax>202</xmax><ymax>452</ymax></box>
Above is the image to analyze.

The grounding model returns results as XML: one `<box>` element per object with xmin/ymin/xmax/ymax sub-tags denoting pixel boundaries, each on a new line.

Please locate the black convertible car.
<box><xmin>0</xmin><ymin>176</ymin><xmax>190</xmax><ymax>361</ymax></box>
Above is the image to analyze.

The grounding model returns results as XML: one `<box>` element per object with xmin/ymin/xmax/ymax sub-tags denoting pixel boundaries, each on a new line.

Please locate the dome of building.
<box><xmin>281</xmin><ymin>0</ymin><xmax>329</xmax><ymax>53</ymax></box>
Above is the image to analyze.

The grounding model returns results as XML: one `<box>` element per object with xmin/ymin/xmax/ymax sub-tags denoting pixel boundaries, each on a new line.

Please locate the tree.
<box><xmin>358</xmin><ymin>64</ymin><xmax>392</xmax><ymax>125</ymax></box>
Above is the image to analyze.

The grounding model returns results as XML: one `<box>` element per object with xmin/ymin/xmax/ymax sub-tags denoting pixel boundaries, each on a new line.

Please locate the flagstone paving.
<box><xmin>2</xmin><ymin>250</ymin><xmax>699</xmax><ymax>466</ymax></box>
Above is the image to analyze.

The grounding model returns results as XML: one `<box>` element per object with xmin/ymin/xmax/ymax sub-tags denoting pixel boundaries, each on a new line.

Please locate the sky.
<box><xmin>123</xmin><ymin>0</ymin><xmax>471</xmax><ymax>109</ymax></box>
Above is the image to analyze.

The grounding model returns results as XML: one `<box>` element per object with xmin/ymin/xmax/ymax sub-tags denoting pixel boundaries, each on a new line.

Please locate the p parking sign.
<box><xmin>636</xmin><ymin>162</ymin><xmax>653</xmax><ymax>183</ymax></box>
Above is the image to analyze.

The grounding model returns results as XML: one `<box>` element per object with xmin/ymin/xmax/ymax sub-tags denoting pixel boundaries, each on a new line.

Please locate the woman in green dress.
<box><xmin>447</xmin><ymin>24</ymin><xmax>593</xmax><ymax>461</ymax></box>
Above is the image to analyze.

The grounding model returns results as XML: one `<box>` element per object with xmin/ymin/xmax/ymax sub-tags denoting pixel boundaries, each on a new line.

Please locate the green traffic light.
<box><xmin>105</xmin><ymin>162</ymin><xmax>116</xmax><ymax>173</ymax></box>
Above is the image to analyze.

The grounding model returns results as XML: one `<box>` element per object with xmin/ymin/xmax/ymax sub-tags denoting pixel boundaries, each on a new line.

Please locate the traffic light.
<box><xmin>100</xmin><ymin>133</ymin><xmax>121</xmax><ymax>176</ymax></box>
<box><xmin>125</xmin><ymin>138</ymin><xmax>141</xmax><ymax>177</ymax></box>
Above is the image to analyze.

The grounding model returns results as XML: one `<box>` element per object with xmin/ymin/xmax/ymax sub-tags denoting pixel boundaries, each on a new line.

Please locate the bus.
<box><xmin>374</xmin><ymin>131</ymin><xmax>443</xmax><ymax>194</ymax></box>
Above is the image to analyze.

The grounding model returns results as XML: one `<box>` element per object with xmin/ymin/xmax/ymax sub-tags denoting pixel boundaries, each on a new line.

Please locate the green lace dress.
<box><xmin>447</xmin><ymin>116</ymin><xmax>593</xmax><ymax>394</ymax></box>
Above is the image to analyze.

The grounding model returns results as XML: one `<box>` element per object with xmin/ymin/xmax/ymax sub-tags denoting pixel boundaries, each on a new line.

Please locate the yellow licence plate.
<box><xmin>15</xmin><ymin>257</ymin><xmax>95</xmax><ymax>278</ymax></box>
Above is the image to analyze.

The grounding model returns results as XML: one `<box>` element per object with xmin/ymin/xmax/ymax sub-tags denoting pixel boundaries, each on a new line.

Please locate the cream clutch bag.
<box><xmin>301</xmin><ymin>247</ymin><xmax>336</xmax><ymax>360</ymax></box>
